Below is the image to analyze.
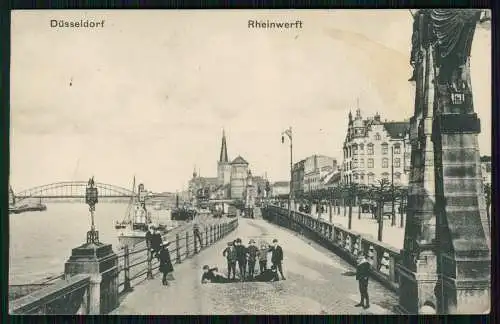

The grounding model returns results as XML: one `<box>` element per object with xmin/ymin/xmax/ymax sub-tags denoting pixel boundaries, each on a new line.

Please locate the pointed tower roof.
<box><xmin>219</xmin><ymin>129</ymin><xmax>229</xmax><ymax>163</ymax></box>
<box><xmin>231</xmin><ymin>155</ymin><xmax>248</xmax><ymax>165</ymax></box>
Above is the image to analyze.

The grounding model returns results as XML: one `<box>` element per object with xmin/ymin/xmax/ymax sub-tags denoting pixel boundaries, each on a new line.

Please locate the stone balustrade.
<box><xmin>262</xmin><ymin>205</ymin><xmax>400</xmax><ymax>293</ymax></box>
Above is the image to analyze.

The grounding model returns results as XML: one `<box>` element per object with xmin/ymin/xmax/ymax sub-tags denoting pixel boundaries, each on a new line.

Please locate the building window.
<box><xmin>382</xmin><ymin>143</ymin><xmax>388</xmax><ymax>155</ymax></box>
<box><xmin>382</xmin><ymin>172</ymin><xmax>390</xmax><ymax>180</ymax></box>
<box><xmin>375</xmin><ymin>133</ymin><xmax>381</xmax><ymax>140</ymax></box>
<box><xmin>394</xmin><ymin>144</ymin><xmax>401</xmax><ymax>154</ymax></box>
<box><xmin>359</xmin><ymin>144</ymin><xmax>364</xmax><ymax>153</ymax></box>
<box><xmin>394</xmin><ymin>172</ymin><xmax>401</xmax><ymax>182</ymax></box>
<box><xmin>394</xmin><ymin>158</ymin><xmax>401</xmax><ymax>168</ymax></box>
<box><xmin>382</xmin><ymin>158</ymin><xmax>389</xmax><ymax>168</ymax></box>
<box><xmin>354</xmin><ymin>174</ymin><xmax>359</xmax><ymax>180</ymax></box>
<box><xmin>353</xmin><ymin>144</ymin><xmax>358</xmax><ymax>155</ymax></box>
<box><xmin>360</xmin><ymin>173</ymin><xmax>365</xmax><ymax>181</ymax></box>
<box><xmin>368</xmin><ymin>143</ymin><xmax>374</xmax><ymax>155</ymax></box>
<box><xmin>367</xmin><ymin>173</ymin><xmax>374</xmax><ymax>184</ymax></box>
<box><xmin>360</xmin><ymin>158</ymin><xmax>365</xmax><ymax>168</ymax></box>
<box><xmin>352</xmin><ymin>159</ymin><xmax>358</xmax><ymax>169</ymax></box>
<box><xmin>368</xmin><ymin>158</ymin><xmax>374</xmax><ymax>168</ymax></box>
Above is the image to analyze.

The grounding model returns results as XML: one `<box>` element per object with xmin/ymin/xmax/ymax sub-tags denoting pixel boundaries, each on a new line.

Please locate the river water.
<box><xmin>9</xmin><ymin>202</ymin><xmax>171</xmax><ymax>284</ymax></box>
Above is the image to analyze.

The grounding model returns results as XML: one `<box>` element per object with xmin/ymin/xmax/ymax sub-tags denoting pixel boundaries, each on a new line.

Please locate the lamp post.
<box><xmin>85</xmin><ymin>177</ymin><xmax>99</xmax><ymax>244</ymax></box>
<box><xmin>282</xmin><ymin>127</ymin><xmax>293</xmax><ymax>226</ymax></box>
<box><xmin>391</xmin><ymin>145</ymin><xmax>396</xmax><ymax>226</ymax></box>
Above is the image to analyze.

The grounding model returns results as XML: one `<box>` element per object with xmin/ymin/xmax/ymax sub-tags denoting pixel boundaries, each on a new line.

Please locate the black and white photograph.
<box><xmin>8</xmin><ymin>9</ymin><xmax>491</xmax><ymax>315</ymax></box>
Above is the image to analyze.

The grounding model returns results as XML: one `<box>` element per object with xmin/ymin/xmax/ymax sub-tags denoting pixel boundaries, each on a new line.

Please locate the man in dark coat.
<box><xmin>234</xmin><ymin>238</ymin><xmax>247</xmax><ymax>281</ymax></box>
<box><xmin>246</xmin><ymin>239</ymin><xmax>259</xmax><ymax>279</ymax></box>
<box><xmin>253</xmin><ymin>265</ymin><xmax>279</xmax><ymax>282</ymax></box>
<box><xmin>193</xmin><ymin>219</ymin><xmax>203</xmax><ymax>251</ymax></box>
<box><xmin>150</xmin><ymin>228</ymin><xmax>163</xmax><ymax>261</ymax></box>
<box><xmin>222</xmin><ymin>241</ymin><xmax>237</xmax><ymax>280</ymax></box>
<box><xmin>159</xmin><ymin>241</ymin><xmax>174</xmax><ymax>286</ymax></box>
<box><xmin>269</xmin><ymin>239</ymin><xmax>286</xmax><ymax>280</ymax></box>
<box><xmin>355</xmin><ymin>255</ymin><xmax>371</xmax><ymax>309</ymax></box>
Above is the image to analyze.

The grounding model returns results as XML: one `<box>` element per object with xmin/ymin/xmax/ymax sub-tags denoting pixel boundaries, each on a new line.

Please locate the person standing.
<box><xmin>222</xmin><ymin>241</ymin><xmax>237</xmax><ymax>280</ymax></box>
<box><xmin>355</xmin><ymin>254</ymin><xmax>370</xmax><ymax>309</ymax></box>
<box><xmin>234</xmin><ymin>238</ymin><xmax>247</xmax><ymax>281</ymax></box>
<box><xmin>257</xmin><ymin>242</ymin><xmax>269</xmax><ymax>274</ymax></box>
<box><xmin>150</xmin><ymin>228</ymin><xmax>163</xmax><ymax>261</ymax></box>
<box><xmin>269</xmin><ymin>239</ymin><xmax>286</xmax><ymax>280</ymax></box>
<box><xmin>246</xmin><ymin>240</ymin><xmax>259</xmax><ymax>279</ymax></box>
<box><xmin>159</xmin><ymin>241</ymin><xmax>174</xmax><ymax>286</ymax></box>
<box><xmin>193</xmin><ymin>219</ymin><xmax>203</xmax><ymax>251</ymax></box>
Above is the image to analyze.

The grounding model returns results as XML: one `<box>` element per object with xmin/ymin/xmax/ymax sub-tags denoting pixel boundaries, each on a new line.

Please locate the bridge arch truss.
<box><xmin>15</xmin><ymin>181</ymin><xmax>136</xmax><ymax>199</ymax></box>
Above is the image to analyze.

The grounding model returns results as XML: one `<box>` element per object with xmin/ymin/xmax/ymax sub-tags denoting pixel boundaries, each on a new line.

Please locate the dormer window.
<box><xmin>375</xmin><ymin>133</ymin><xmax>381</xmax><ymax>140</ymax></box>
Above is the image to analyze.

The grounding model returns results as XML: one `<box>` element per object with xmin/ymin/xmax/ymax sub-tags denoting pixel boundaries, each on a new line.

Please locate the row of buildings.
<box><xmin>288</xmin><ymin>109</ymin><xmax>412</xmax><ymax>199</ymax></box>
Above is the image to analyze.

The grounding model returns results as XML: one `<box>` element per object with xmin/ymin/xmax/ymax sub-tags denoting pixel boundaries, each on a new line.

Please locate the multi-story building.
<box><xmin>480</xmin><ymin>156</ymin><xmax>491</xmax><ymax>185</ymax></box>
<box><xmin>292</xmin><ymin>159</ymin><xmax>305</xmax><ymax>198</ymax></box>
<box><xmin>303</xmin><ymin>155</ymin><xmax>337</xmax><ymax>193</ymax></box>
<box><xmin>244</xmin><ymin>170</ymin><xmax>257</xmax><ymax>208</ymax></box>
<box><xmin>230</xmin><ymin>156</ymin><xmax>249</xmax><ymax>200</ymax></box>
<box><xmin>271</xmin><ymin>181</ymin><xmax>290</xmax><ymax>197</ymax></box>
<box><xmin>341</xmin><ymin>109</ymin><xmax>410</xmax><ymax>187</ymax></box>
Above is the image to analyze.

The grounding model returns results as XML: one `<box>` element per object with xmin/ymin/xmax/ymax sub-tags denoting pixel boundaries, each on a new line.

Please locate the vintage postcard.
<box><xmin>9</xmin><ymin>9</ymin><xmax>491</xmax><ymax>315</ymax></box>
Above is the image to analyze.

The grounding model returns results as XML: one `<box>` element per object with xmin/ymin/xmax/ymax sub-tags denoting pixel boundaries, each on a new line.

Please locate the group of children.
<box><xmin>201</xmin><ymin>237</ymin><xmax>286</xmax><ymax>284</ymax></box>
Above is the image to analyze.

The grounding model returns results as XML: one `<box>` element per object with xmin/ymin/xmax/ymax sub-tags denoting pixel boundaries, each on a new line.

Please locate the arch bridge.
<box><xmin>13</xmin><ymin>181</ymin><xmax>167</xmax><ymax>200</ymax></box>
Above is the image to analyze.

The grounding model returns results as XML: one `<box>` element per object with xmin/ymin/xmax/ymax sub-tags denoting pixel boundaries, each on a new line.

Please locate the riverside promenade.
<box><xmin>111</xmin><ymin>217</ymin><xmax>398</xmax><ymax>315</ymax></box>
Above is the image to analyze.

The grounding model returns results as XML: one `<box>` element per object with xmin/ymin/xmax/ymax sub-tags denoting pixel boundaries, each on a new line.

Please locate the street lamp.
<box><xmin>282</xmin><ymin>127</ymin><xmax>293</xmax><ymax>225</ymax></box>
<box><xmin>85</xmin><ymin>176</ymin><xmax>99</xmax><ymax>244</ymax></box>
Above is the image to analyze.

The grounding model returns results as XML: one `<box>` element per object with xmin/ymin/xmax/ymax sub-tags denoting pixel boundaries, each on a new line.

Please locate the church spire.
<box><xmin>219</xmin><ymin>129</ymin><xmax>229</xmax><ymax>163</ymax></box>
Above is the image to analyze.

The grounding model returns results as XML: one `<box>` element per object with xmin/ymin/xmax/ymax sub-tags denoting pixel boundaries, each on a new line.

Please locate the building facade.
<box><xmin>303</xmin><ymin>155</ymin><xmax>337</xmax><ymax>193</ymax></box>
<box><xmin>217</xmin><ymin>130</ymin><xmax>231</xmax><ymax>186</ymax></box>
<box><xmin>292</xmin><ymin>159</ymin><xmax>305</xmax><ymax>198</ymax></box>
<box><xmin>341</xmin><ymin>109</ymin><xmax>410</xmax><ymax>187</ymax></box>
<box><xmin>244</xmin><ymin>170</ymin><xmax>257</xmax><ymax>208</ymax></box>
<box><xmin>230</xmin><ymin>156</ymin><xmax>249</xmax><ymax>200</ymax></box>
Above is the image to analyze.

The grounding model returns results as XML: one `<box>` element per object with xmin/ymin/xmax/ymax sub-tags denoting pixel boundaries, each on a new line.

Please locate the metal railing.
<box><xmin>9</xmin><ymin>217</ymin><xmax>239</xmax><ymax>314</ymax></box>
<box><xmin>263</xmin><ymin>205</ymin><xmax>400</xmax><ymax>293</ymax></box>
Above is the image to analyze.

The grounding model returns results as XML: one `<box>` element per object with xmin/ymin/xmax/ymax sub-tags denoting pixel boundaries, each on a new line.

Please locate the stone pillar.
<box><xmin>64</xmin><ymin>242</ymin><xmax>118</xmax><ymax>315</ymax></box>
<box><xmin>398</xmin><ymin>9</ymin><xmax>490</xmax><ymax>315</ymax></box>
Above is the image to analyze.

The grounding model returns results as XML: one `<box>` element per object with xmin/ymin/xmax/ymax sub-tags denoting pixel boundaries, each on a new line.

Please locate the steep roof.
<box><xmin>219</xmin><ymin>129</ymin><xmax>229</xmax><ymax>163</ymax></box>
<box><xmin>383</xmin><ymin>122</ymin><xmax>409</xmax><ymax>139</ymax></box>
<box><xmin>231</xmin><ymin>155</ymin><xmax>249</xmax><ymax>165</ymax></box>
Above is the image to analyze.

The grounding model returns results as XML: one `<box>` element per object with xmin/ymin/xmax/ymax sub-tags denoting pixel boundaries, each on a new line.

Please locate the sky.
<box><xmin>10</xmin><ymin>10</ymin><xmax>491</xmax><ymax>193</ymax></box>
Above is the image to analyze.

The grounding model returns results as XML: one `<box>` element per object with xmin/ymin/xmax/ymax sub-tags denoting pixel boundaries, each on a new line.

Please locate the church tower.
<box><xmin>217</xmin><ymin>129</ymin><xmax>231</xmax><ymax>186</ymax></box>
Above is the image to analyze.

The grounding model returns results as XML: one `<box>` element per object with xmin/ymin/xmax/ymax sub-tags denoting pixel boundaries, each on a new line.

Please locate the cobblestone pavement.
<box><xmin>111</xmin><ymin>217</ymin><xmax>399</xmax><ymax>315</ymax></box>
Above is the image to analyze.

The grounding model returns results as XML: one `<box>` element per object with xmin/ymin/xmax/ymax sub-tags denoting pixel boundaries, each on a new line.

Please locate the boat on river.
<box><xmin>9</xmin><ymin>197</ymin><xmax>47</xmax><ymax>214</ymax></box>
<box><xmin>116</xmin><ymin>179</ymin><xmax>171</xmax><ymax>249</ymax></box>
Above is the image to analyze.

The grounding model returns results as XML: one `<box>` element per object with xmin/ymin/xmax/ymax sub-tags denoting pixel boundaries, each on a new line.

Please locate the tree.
<box><xmin>370</xmin><ymin>178</ymin><xmax>391</xmax><ymax>242</ymax></box>
<box><xmin>357</xmin><ymin>185</ymin><xmax>369</xmax><ymax>219</ymax></box>
<box><xmin>345</xmin><ymin>183</ymin><xmax>359</xmax><ymax>230</ymax></box>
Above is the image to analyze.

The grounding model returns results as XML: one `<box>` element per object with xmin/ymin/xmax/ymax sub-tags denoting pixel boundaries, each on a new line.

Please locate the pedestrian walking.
<box><xmin>159</xmin><ymin>241</ymin><xmax>174</xmax><ymax>286</ymax></box>
<box><xmin>355</xmin><ymin>254</ymin><xmax>370</xmax><ymax>309</ymax></box>
<box><xmin>246</xmin><ymin>239</ymin><xmax>259</xmax><ymax>279</ymax></box>
<box><xmin>269</xmin><ymin>239</ymin><xmax>286</xmax><ymax>280</ymax></box>
<box><xmin>257</xmin><ymin>242</ymin><xmax>269</xmax><ymax>274</ymax></box>
<box><xmin>222</xmin><ymin>241</ymin><xmax>237</xmax><ymax>280</ymax></box>
<box><xmin>234</xmin><ymin>238</ymin><xmax>247</xmax><ymax>281</ymax></box>
<box><xmin>193</xmin><ymin>219</ymin><xmax>203</xmax><ymax>251</ymax></box>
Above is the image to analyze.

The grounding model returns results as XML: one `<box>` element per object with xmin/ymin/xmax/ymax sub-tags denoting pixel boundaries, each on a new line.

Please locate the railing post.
<box><xmin>210</xmin><ymin>225</ymin><xmax>213</xmax><ymax>244</ymax></box>
<box><xmin>185</xmin><ymin>231</ymin><xmax>190</xmax><ymax>257</ymax></box>
<box><xmin>194</xmin><ymin>228</ymin><xmax>198</xmax><ymax>254</ymax></box>
<box><xmin>89</xmin><ymin>274</ymin><xmax>102</xmax><ymax>315</ymax></box>
<box><xmin>123</xmin><ymin>245</ymin><xmax>131</xmax><ymax>291</ymax></box>
<box><xmin>176</xmin><ymin>233</ymin><xmax>181</xmax><ymax>264</ymax></box>
<box><xmin>205</xmin><ymin>227</ymin><xmax>209</xmax><ymax>246</ymax></box>
<box><xmin>389</xmin><ymin>254</ymin><xmax>396</xmax><ymax>283</ymax></box>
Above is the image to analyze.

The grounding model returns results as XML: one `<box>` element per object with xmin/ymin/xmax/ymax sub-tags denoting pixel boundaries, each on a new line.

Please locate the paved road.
<box><xmin>111</xmin><ymin>217</ymin><xmax>398</xmax><ymax>315</ymax></box>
